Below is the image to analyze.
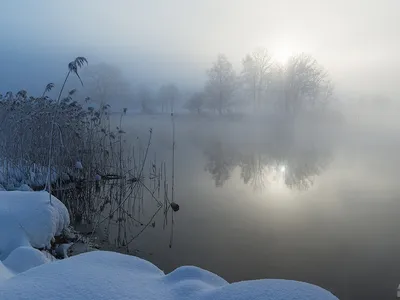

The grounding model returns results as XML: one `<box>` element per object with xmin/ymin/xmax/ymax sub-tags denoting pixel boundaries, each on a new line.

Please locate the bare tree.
<box><xmin>157</xmin><ymin>84</ymin><xmax>179</xmax><ymax>113</ymax></box>
<box><xmin>280</xmin><ymin>54</ymin><xmax>332</xmax><ymax>114</ymax></box>
<box><xmin>184</xmin><ymin>92</ymin><xmax>205</xmax><ymax>114</ymax></box>
<box><xmin>82</xmin><ymin>63</ymin><xmax>131</xmax><ymax>107</ymax></box>
<box><xmin>137</xmin><ymin>85</ymin><xmax>154</xmax><ymax>113</ymax></box>
<box><xmin>241</xmin><ymin>48</ymin><xmax>272</xmax><ymax>112</ymax></box>
<box><xmin>205</xmin><ymin>54</ymin><xmax>236</xmax><ymax>115</ymax></box>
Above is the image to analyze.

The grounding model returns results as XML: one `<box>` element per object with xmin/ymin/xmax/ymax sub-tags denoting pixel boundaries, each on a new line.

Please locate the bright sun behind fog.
<box><xmin>273</xmin><ymin>47</ymin><xmax>292</xmax><ymax>65</ymax></box>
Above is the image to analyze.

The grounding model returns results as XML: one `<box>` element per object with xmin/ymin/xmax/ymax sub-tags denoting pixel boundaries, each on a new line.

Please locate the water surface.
<box><xmin>101</xmin><ymin>112</ymin><xmax>400</xmax><ymax>300</ymax></box>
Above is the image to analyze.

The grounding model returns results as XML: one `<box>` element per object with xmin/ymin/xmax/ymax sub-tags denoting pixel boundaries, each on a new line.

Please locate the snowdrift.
<box><xmin>0</xmin><ymin>191</ymin><xmax>338</xmax><ymax>299</ymax></box>
<box><xmin>0</xmin><ymin>251</ymin><xmax>338</xmax><ymax>300</ymax></box>
<box><xmin>0</xmin><ymin>191</ymin><xmax>69</xmax><ymax>260</ymax></box>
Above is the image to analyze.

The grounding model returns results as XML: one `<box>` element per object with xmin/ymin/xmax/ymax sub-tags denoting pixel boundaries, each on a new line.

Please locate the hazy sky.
<box><xmin>1</xmin><ymin>0</ymin><xmax>399</xmax><ymax>98</ymax></box>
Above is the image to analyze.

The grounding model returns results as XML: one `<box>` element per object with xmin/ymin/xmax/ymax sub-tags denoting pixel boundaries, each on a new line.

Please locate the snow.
<box><xmin>0</xmin><ymin>262</ymin><xmax>13</xmax><ymax>281</ymax></box>
<box><xmin>0</xmin><ymin>163</ymin><xmax>54</xmax><ymax>190</ymax></box>
<box><xmin>75</xmin><ymin>161</ymin><xmax>83</xmax><ymax>169</ymax></box>
<box><xmin>0</xmin><ymin>250</ymin><xmax>338</xmax><ymax>300</ymax></box>
<box><xmin>15</xmin><ymin>184</ymin><xmax>32</xmax><ymax>192</ymax></box>
<box><xmin>3</xmin><ymin>247</ymin><xmax>51</xmax><ymax>274</ymax></box>
<box><xmin>0</xmin><ymin>191</ymin><xmax>338</xmax><ymax>299</ymax></box>
<box><xmin>0</xmin><ymin>191</ymin><xmax>69</xmax><ymax>259</ymax></box>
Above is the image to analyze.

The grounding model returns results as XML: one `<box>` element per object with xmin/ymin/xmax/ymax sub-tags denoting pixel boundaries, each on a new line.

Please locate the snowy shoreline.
<box><xmin>0</xmin><ymin>191</ymin><xmax>339</xmax><ymax>299</ymax></box>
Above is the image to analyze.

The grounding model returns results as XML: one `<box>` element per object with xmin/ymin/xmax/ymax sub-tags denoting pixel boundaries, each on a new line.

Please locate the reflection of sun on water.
<box><xmin>261</xmin><ymin>163</ymin><xmax>299</xmax><ymax>210</ymax></box>
<box><xmin>261</xmin><ymin>164</ymin><xmax>290</xmax><ymax>194</ymax></box>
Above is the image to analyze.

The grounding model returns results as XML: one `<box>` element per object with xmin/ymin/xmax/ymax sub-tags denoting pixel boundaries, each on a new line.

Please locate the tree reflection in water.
<box><xmin>202</xmin><ymin>128</ymin><xmax>332</xmax><ymax>191</ymax></box>
<box><xmin>239</xmin><ymin>153</ymin><xmax>267</xmax><ymax>190</ymax></box>
<box><xmin>203</xmin><ymin>141</ymin><xmax>236</xmax><ymax>187</ymax></box>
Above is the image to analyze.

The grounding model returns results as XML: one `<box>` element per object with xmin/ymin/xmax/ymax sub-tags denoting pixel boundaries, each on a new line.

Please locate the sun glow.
<box><xmin>273</xmin><ymin>47</ymin><xmax>292</xmax><ymax>65</ymax></box>
<box><xmin>255</xmin><ymin>164</ymin><xmax>289</xmax><ymax>194</ymax></box>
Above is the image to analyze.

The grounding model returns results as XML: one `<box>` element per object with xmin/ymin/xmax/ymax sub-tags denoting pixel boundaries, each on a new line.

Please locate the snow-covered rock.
<box><xmin>0</xmin><ymin>191</ymin><xmax>69</xmax><ymax>259</ymax></box>
<box><xmin>3</xmin><ymin>247</ymin><xmax>51</xmax><ymax>274</ymax></box>
<box><xmin>54</xmin><ymin>243</ymin><xmax>73</xmax><ymax>259</ymax></box>
<box><xmin>0</xmin><ymin>251</ymin><xmax>337</xmax><ymax>300</ymax></box>
<box><xmin>0</xmin><ymin>215</ymin><xmax>31</xmax><ymax>261</ymax></box>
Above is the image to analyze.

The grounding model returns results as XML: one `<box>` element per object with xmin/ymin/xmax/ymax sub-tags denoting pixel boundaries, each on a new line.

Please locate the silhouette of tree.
<box><xmin>184</xmin><ymin>92</ymin><xmax>205</xmax><ymax>114</ymax></box>
<box><xmin>276</xmin><ymin>54</ymin><xmax>333</xmax><ymax>114</ymax></box>
<box><xmin>241</xmin><ymin>48</ymin><xmax>272</xmax><ymax>112</ymax></box>
<box><xmin>205</xmin><ymin>54</ymin><xmax>236</xmax><ymax>115</ymax></box>
<box><xmin>158</xmin><ymin>84</ymin><xmax>179</xmax><ymax>113</ymax></box>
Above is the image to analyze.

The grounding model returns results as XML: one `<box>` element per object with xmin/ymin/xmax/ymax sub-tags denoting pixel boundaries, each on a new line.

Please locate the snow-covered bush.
<box><xmin>0</xmin><ymin>88</ymin><xmax>109</xmax><ymax>188</ymax></box>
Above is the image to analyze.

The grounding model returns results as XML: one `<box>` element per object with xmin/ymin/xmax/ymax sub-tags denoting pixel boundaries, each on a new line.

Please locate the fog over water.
<box><xmin>1</xmin><ymin>1</ymin><xmax>400</xmax><ymax>299</ymax></box>
<box><xmin>97</xmin><ymin>109</ymin><xmax>400</xmax><ymax>300</ymax></box>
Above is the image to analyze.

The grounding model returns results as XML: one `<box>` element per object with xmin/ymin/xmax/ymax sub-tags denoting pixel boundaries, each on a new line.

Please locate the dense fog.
<box><xmin>1</xmin><ymin>1</ymin><xmax>400</xmax><ymax>299</ymax></box>
<box><xmin>1</xmin><ymin>0</ymin><xmax>400</xmax><ymax>100</ymax></box>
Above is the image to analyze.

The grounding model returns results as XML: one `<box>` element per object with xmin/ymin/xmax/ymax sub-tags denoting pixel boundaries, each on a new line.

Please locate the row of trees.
<box><xmin>138</xmin><ymin>84</ymin><xmax>180</xmax><ymax>113</ymax></box>
<box><xmin>79</xmin><ymin>63</ymin><xmax>180</xmax><ymax>113</ymax></box>
<box><xmin>186</xmin><ymin>49</ymin><xmax>333</xmax><ymax>115</ymax></box>
<box><xmin>77</xmin><ymin>48</ymin><xmax>333</xmax><ymax>115</ymax></box>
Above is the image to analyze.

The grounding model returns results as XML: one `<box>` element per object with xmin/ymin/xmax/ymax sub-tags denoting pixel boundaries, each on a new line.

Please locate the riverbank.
<box><xmin>0</xmin><ymin>190</ymin><xmax>338</xmax><ymax>299</ymax></box>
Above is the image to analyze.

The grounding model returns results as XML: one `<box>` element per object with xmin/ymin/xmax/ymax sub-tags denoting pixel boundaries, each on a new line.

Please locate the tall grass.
<box><xmin>0</xmin><ymin>58</ymin><xmax>177</xmax><ymax>250</ymax></box>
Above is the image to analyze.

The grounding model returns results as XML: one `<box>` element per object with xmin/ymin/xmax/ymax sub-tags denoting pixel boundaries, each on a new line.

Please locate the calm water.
<box><xmin>102</xmin><ymin>112</ymin><xmax>400</xmax><ymax>300</ymax></box>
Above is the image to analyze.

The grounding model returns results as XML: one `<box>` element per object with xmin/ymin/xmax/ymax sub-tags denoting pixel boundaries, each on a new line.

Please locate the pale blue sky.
<box><xmin>1</xmin><ymin>0</ymin><xmax>399</xmax><ymax>97</ymax></box>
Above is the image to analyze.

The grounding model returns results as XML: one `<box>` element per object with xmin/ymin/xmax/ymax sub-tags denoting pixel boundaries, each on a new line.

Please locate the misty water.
<box><xmin>94</xmin><ymin>110</ymin><xmax>400</xmax><ymax>300</ymax></box>
<box><xmin>2</xmin><ymin>1</ymin><xmax>400</xmax><ymax>299</ymax></box>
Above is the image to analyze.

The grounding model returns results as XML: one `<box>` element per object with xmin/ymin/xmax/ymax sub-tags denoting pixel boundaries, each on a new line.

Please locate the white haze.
<box><xmin>1</xmin><ymin>0</ymin><xmax>399</xmax><ymax>98</ymax></box>
<box><xmin>2</xmin><ymin>2</ymin><xmax>400</xmax><ymax>299</ymax></box>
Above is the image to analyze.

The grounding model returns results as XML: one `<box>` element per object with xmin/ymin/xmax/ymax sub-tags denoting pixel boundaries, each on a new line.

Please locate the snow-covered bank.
<box><xmin>0</xmin><ymin>192</ymin><xmax>69</xmax><ymax>256</ymax></box>
<box><xmin>0</xmin><ymin>191</ymin><xmax>69</xmax><ymax>274</ymax></box>
<box><xmin>0</xmin><ymin>191</ymin><xmax>338</xmax><ymax>299</ymax></box>
<box><xmin>0</xmin><ymin>251</ymin><xmax>338</xmax><ymax>300</ymax></box>
<box><xmin>0</xmin><ymin>163</ymin><xmax>57</xmax><ymax>191</ymax></box>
